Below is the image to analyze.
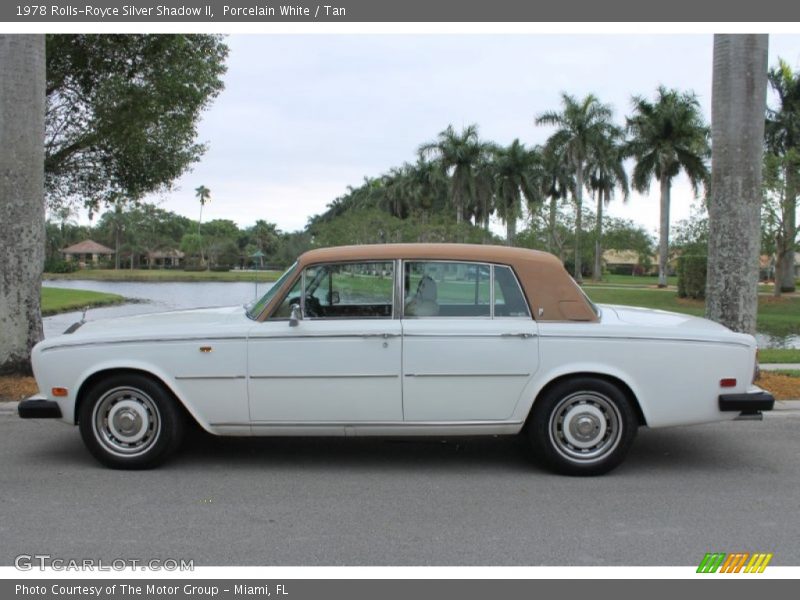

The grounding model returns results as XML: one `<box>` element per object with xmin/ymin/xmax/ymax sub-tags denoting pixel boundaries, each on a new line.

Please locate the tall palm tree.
<box><xmin>706</xmin><ymin>34</ymin><xmax>769</xmax><ymax>334</ymax></box>
<box><xmin>537</xmin><ymin>94</ymin><xmax>615</xmax><ymax>282</ymax></box>
<box><xmin>195</xmin><ymin>185</ymin><xmax>211</xmax><ymax>234</ymax></box>
<box><xmin>493</xmin><ymin>140</ymin><xmax>544</xmax><ymax>245</ymax></box>
<box><xmin>541</xmin><ymin>140</ymin><xmax>574</xmax><ymax>256</ymax></box>
<box><xmin>626</xmin><ymin>86</ymin><xmax>710</xmax><ymax>287</ymax></box>
<box><xmin>0</xmin><ymin>35</ymin><xmax>45</xmax><ymax>374</ymax></box>
<box><xmin>586</xmin><ymin>129</ymin><xmax>629</xmax><ymax>281</ymax></box>
<box><xmin>765</xmin><ymin>58</ymin><xmax>800</xmax><ymax>294</ymax></box>
<box><xmin>419</xmin><ymin>124</ymin><xmax>491</xmax><ymax>225</ymax></box>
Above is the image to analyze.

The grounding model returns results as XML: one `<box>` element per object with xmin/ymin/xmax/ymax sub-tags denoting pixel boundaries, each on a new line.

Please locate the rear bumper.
<box><xmin>18</xmin><ymin>395</ymin><xmax>63</xmax><ymax>419</ymax></box>
<box><xmin>719</xmin><ymin>389</ymin><xmax>775</xmax><ymax>413</ymax></box>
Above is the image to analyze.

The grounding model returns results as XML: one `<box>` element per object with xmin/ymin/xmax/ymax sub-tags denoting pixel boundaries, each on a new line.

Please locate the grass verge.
<box><xmin>44</xmin><ymin>269</ymin><xmax>283</xmax><ymax>283</ymax></box>
<box><xmin>41</xmin><ymin>287</ymin><xmax>127</xmax><ymax>316</ymax></box>
<box><xmin>759</xmin><ymin>349</ymin><xmax>800</xmax><ymax>363</ymax></box>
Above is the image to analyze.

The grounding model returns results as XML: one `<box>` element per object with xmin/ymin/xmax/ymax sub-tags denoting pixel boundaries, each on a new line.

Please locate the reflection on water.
<box><xmin>43</xmin><ymin>279</ymin><xmax>799</xmax><ymax>348</ymax></box>
<box><xmin>42</xmin><ymin>279</ymin><xmax>274</xmax><ymax>338</ymax></box>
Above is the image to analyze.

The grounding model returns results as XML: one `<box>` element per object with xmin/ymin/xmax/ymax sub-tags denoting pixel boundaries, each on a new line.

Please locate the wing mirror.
<box><xmin>327</xmin><ymin>290</ymin><xmax>340</xmax><ymax>305</ymax></box>
<box><xmin>289</xmin><ymin>304</ymin><xmax>302</xmax><ymax>327</ymax></box>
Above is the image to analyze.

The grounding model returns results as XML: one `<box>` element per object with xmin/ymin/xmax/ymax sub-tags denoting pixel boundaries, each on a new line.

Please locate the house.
<box><xmin>602</xmin><ymin>249</ymin><xmax>653</xmax><ymax>275</ymax></box>
<box><xmin>61</xmin><ymin>240</ymin><xmax>115</xmax><ymax>268</ymax></box>
<box><xmin>145</xmin><ymin>249</ymin><xmax>185</xmax><ymax>269</ymax></box>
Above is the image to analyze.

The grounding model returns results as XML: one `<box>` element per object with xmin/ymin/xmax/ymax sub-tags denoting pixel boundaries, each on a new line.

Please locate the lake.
<box><xmin>42</xmin><ymin>280</ymin><xmax>799</xmax><ymax>348</ymax></box>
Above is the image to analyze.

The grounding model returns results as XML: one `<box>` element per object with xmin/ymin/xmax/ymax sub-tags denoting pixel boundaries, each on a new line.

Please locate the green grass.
<box><xmin>759</xmin><ymin>349</ymin><xmax>800</xmax><ymax>363</ymax></box>
<box><xmin>774</xmin><ymin>370</ymin><xmax>800</xmax><ymax>378</ymax></box>
<box><xmin>585</xmin><ymin>287</ymin><xmax>800</xmax><ymax>339</ymax></box>
<box><xmin>43</xmin><ymin>269</ymin><xmax>282</xmax><ymax>283</ymax></box>
<box><xmin>41</xmin><ymin>287</ymin><xmax>126</xmax><ymax>316</ymax></box>
<box><xmin>589</xmin><ymin>274</ymin><xmax>678</xmax><ymax>288</ymax></box>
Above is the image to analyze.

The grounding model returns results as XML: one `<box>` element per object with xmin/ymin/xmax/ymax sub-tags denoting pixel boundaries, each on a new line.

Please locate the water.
<box><xmin>42</xmin><ymin>279</ymin><xmax>274</xmax><ymax>338</ymax></box>
<box><xmin>43</xmin><ymin>280</ymin><xmax>799</xmax><ymax>348</ymax></box>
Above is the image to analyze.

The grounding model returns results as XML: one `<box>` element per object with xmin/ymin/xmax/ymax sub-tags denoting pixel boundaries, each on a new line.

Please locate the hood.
<box><xmin>41</xmin><ymin>306</ymin><xmax>248</xmax><ymax>348</ymax></box>
<box><xmin>598</xmin><ymin>304</ymin><xmax>756</xmax><ymax>346</ymax></box>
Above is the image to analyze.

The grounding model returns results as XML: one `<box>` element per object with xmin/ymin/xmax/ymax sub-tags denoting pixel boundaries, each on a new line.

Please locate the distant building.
<box><xmin>145</xmin><ymin>249</ymin><xmax>185</xmax><ymax>269</ymax></box>
<box><xmin>61</xmin><ymin>240</ymin><xmax>115</xmax><ymax>268</ymax></box>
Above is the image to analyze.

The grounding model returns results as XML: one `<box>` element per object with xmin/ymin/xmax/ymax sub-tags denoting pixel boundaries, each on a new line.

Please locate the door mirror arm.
<box><xmin>289</xmin><ymin>304</ymin><xmax>303</xmax><ymax>327</ymax></box>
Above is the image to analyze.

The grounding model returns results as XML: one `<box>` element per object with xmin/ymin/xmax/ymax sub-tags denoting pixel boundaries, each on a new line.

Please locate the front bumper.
<box><xmin>719</xmin><ymin>389</ymin><xmax>775</xmax><ymax>413</ymax></box>
<box><xmin>18</xmin><ymin>395</ymin><xmax>63</xmax><ymax>419</ymax></box>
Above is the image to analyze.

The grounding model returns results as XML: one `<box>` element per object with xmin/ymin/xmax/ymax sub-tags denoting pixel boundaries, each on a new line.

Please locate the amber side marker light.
<box><xmin>51</xmin><ymin>387</ymin><xmax>69</xmax><ymax>397</ymax></box>
<box><xmin>720</xmin><ymin>378</ymin><xmax>737</xmax><ymax>388</ymax></box>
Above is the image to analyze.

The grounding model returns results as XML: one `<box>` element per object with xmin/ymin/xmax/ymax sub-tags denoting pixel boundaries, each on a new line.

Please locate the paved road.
<box><xmin>1</xmin><ymin>403</ymin><xmax>799</xmax><ymax>566</ymax></box>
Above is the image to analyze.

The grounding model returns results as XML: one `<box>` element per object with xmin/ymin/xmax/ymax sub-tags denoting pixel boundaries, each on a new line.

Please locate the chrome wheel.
<box><xmin>549</xmin><ymin>391</ymin><xmax>622</xmax><ymax>464</ymax></box>
<box><xmin>92</xmin><ymin>387</ymin><xmax>162</xmax><ymax>457</ymax></box>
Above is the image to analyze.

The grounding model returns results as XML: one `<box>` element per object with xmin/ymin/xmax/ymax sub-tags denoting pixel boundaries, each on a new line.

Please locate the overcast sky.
<box><xmin>132</xmin><ymin>34</ymin><xmax>800</xmax><ymax>238</ymax></box>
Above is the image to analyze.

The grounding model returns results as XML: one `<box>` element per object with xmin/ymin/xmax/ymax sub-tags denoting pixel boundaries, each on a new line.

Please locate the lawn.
<box><xmin>44</xmin><ymin>269</ymin><xmax>283</xmax><ymax>283</ymax></box>
<box><xmin>41</xmin><ymin>287</ymin><xmax>126</xmax><ymax>316</ymax></box>
<box><xmin>759</xmin><ymin>349</ymin><xmax>800</xmax><ymax>364</ymax></box>
<box><xmin>584</xmin><ymin>286</ymin><xmax>800</xmax><ymax>340</ymax></box>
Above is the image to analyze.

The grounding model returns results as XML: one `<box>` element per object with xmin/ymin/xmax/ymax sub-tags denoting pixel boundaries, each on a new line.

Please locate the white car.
<box><xmin>19</xmin><ymin>244</ymin><xmax>774</xmax><ymax>475</ymax></box>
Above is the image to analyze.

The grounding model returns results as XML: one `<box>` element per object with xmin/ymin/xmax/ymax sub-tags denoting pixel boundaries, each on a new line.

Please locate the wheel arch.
<box><xmin>526</xmin><ymin>371</ymin><xmax>648</xmax><ymax>428</ymax></box>
<box><xmin>74</xmin><ymin>367</ymin><xmax>208</xmax><ymax>432</ymax></box>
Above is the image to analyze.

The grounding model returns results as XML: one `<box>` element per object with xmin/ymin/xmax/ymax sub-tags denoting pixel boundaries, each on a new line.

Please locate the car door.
<box><xmin>247</xmin><ymin>260</ymin><xmax>402</xmax><ymax>424</ymax></box>
<box><xmin>401</xmin><ymin>261</ymin><xmax>539</xmax><ymax>422</ymax></box>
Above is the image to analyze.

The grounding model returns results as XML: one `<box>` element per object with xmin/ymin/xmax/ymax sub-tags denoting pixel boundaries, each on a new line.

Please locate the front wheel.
<box><xmin>78</xmin><ymin>374</ymin><xmax>184</xmax><ymax>469</ymax></box>
<box><xmin>527</xmin><ymin>377</ymin><xmax>638</xmax><ymax>476</ymax></box>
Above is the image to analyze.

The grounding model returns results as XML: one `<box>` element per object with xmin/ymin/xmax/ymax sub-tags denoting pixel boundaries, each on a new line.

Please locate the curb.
<box><xmin>0</xmin><ymin>401</ymin><xmax>19</xmax><ymax>414</ymax></box>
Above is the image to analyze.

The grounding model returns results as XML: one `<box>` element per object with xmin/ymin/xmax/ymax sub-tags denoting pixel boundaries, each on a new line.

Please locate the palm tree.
<box><xmin>0</xmin><ymin>35</ymin><xmax>46</xmax><ymax>374</ymax></box>
<box><xmin>765</xmin><ymin>58</ymin><xmax>800</xmax><ymax>294</ymax></box>
<box><xmin>586</xmin><ymin>129</ymin><xmax>629</xmax><ymax>281</ymax></box>
<box><xmin>419</xmin><ymin>124</ymin><xmax>491</xmax><ymax>225</ymax></box>
<box><xmin>537</xmin><ymin>94</ymin><xmax>615</xmax><ymax>282</ymax></box>
<box><xmin>541</xmin><ymin>140</ymin><xmax>574</xmax><ymax>256</ymax></box>
<box><xmin>194</xmin><ymin>185</ymin><xmax>211</xmax><ymax>266</ymax></box>
<box><xmin>626</xmin><ymin>86</ymin><xmax>710</xmax><ymax>287</ymax></box>
<box><xmin>706</xmin><ymin>34</ymin><xmax>769</xmax><ymax>334</ymax></box>
<box><xmin>493</xmin><ymin>140</ymin><xmax>544</xmax><ymax>245</ymax></box>
<box><xmin>195</xmin><ymin>185</ymin><xmax>211</xmax><ymax>234</ymax></box>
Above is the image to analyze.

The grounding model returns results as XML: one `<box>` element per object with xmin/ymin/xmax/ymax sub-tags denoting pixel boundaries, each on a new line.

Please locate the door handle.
<box><xmin>500</xmin><ymin>333</ymin><xmax>536</xmax><ymax>339</ymax></box>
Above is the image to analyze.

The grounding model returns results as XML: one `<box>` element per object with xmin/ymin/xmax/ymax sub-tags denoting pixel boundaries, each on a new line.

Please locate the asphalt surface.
<box><xmin>1</xmin><ymin>402</ymin><xmax>799</xmax><ymax>566</ymax></box>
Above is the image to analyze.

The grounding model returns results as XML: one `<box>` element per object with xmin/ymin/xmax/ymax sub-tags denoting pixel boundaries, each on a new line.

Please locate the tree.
<box><xmin>537</xmin><ymin>94</ymin><xmax>615</xmax><ymax>282</ymax></box>
<box><xmin>419</xmin><ymin>124</ymin><xmax>491</xmax><ymax>225</ymax></box>
<box><xmin>626</xmin><ymin>86</ymin><xmax>710</xmax><ymax>287</ymax></box>
<box><xmin>45</xmin><ymin>34</ymin><xmax>228</xmax><ymax>210</ymax></box>
<box><xmin>540</xmin><ymin>140</ymin><xmax>573</xmax><ymax>256</ymax></box>
<box><xmin>0</xmin><ymin>35</ymin><xmax>45</xmax><ymax>374</ymax></box>
<box><xmin>765</xmin><ymin>58</ymin><xmax>800</xmax><ymax>294</ymax></box>
<box><xmin>493</xmin><ymin>140</ymin><xmax>543</xmax><ymax>245</ymax></box>
<box><xmin>195</xmin><ymin>184</ymin><xmax>211</xmax><ymax>265</ymax></box>
<box><xmin>586</xmin><ymin>129</ymin><xmax>629</xmax><ymax>281</ymax></box>
<box><xmin>706</xmin><ymin>34</ymin><xmax>769</xmax><ymax>335</ymax></box>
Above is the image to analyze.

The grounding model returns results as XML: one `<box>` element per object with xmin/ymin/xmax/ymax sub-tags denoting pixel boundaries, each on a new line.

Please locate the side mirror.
<box><xmin>327</xmin><ymin>290</ymin><xmax>340</xmax><ymax>305</ymax></box>
<box><xmin>289</xmin><ymin>304</ymin><xmax>302</xmax><ymax>327</ymax></box>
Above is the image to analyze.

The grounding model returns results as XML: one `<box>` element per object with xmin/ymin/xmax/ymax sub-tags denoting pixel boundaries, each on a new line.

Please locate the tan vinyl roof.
<box><xmin>261</xmin><ymin>243</ymin><xmax>598</xmax><ymax>322</ymax></box>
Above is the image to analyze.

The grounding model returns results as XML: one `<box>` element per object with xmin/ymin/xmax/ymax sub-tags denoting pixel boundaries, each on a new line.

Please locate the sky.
<box><xmin>126</xmin><ymin>34</ymin><xmax>800</xmax><ymax>239</ymax></box>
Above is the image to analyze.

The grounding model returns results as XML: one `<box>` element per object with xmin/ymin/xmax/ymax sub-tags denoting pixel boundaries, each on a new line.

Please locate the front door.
<box><xmin>248</xmin><ymin>260</ymin><xmax>402</xmax><ymax>423</ymax></box>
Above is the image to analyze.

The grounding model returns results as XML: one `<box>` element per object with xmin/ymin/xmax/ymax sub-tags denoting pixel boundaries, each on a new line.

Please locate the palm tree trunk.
<box><xmin>593</xmin><ymin>190</ymin><xmax>604</xmax><ymax>282</ymax></box>
<box><xmin>0</xmin><ymin>35</ymin><xmax>45</xmax><ymax>374</ymax></box>
<box><xmin>706</xmin><ymin>34</ymin><xmax>769</xmax><ymax>335</ymax></box>
<box><xmin>574</xmin><ymin>162</ymin><xmax>584</xmax><ymax>283</ymax></box>
<box><xmin>658</xmin><ymin>176</ymin><xmax>671</xmax><ymax>288</ymax></box>
<box><xmin>777</xmin><ymin>164</ymin><xmax>796</xmax><ymax>292</ymax></box>
<box><xmin>548</xmin><ymin>196</ymin><xmax>557</xmax><ymax>253</ymax></box>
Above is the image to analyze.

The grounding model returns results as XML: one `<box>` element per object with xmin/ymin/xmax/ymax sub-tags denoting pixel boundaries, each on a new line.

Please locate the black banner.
<box><xmin>2</xmin><ymin>0</ymin><xmax>800</xmax><ymax>23</ymax></box>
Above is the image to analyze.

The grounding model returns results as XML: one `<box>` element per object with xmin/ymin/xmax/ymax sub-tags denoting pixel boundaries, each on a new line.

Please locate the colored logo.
<box><xmin>697</xmin><ymin>552</ymin><xmax>773</xmax><ymax>573</ymax></box>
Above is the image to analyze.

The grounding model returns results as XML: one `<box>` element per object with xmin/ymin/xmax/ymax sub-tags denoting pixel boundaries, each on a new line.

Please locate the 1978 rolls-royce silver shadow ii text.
<box><xmin>19</xmin><ymin>244</ymin><xmax>775</xmax><ymax>475</ymax></box>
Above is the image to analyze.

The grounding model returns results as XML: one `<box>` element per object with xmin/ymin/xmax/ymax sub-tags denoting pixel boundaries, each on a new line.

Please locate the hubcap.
<box><xmin>549</xmin><ymin>391</ymin><xmax>622</xmax><ymax>463</ymax></box>
<box><xmin>92</xmin><ymin>387</ymin><xmax>161</xmax><ymax>457</ymax></box>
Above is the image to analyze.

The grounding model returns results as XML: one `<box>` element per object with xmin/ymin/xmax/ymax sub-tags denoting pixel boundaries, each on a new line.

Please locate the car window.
<box><xmin>271</xmin><ymin>275</ymin><xmax>303</xmax><ymax>319</ymax></box>
<box><xmin>493</xmin><ymin>265</ymin><xmax>531</xmax><ymax>317</ymax></box>
<box><xmin>404</xmin><ymin>261</ymin><xmax>490</xmax><ymax>317</ymax></box>
<box><xmin>247</xmin><ymin>262</ymin><xmax>298</xmax><ymax>319</ymax></box>
<box><xmin>303</xmin><ymin>261</ymin><xmax>394</xmax><ymax>319</ymax></box>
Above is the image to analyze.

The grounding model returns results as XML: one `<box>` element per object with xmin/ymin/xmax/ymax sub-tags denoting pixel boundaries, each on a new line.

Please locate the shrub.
<box><xmin>44</xmin><ymin>258</ymin><xmax>78</xmax><ymax>273</ymax></box>
<box><xmin>677</xmin><ymin>255</ymin><xmax>707</xmax><ymax>299</ymax></box>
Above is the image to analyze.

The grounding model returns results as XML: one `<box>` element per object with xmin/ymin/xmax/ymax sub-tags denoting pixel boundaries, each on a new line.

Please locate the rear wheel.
<box><xmin>528</xmin><ymin>377</ymin><xmax>638</xmax><ymax>476</ymax></box>
<box><xmin>78</xmin><ymin>374</ymin><xmax>184</xmax><ymax>469</ymax></box>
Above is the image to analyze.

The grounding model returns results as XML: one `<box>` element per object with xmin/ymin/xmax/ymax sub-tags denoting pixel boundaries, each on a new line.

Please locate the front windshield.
<box><xmin>245</xmin><ymin>262</ymin><xmax>298</xmax><ymax>320</ymax></box>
